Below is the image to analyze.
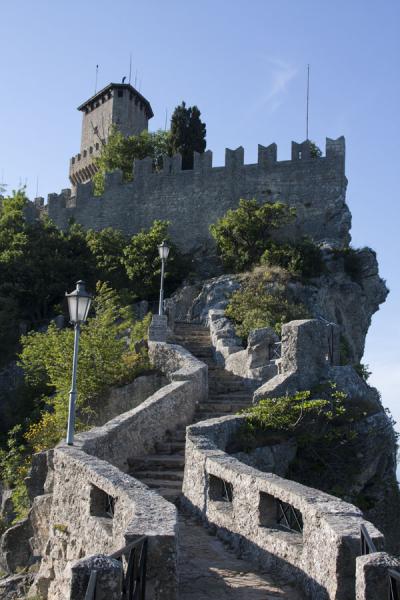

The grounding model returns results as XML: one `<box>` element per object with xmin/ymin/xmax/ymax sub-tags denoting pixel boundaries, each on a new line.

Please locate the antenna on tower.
<box><xmin>129</xmin><ymin>53</ymin><xmax>132</xmax><ymax>84</ymax></box>
<box><xmin>164</xmin><ymin>108</ymin><xmax>168</xmax><ymax>131</ymax></box>
<box><xmin>306</xmin><ymin>64</ymin><xmax>310</xmax><ymax>140</ymax></box>
<box><xmin>134</xmin><ymin>70</ymin><xmax>138</xmax><ymax>87</ymax></box>
<box><xmin>94</xmin><ymin>64</ymin><xmax>99</xmax><ymax>94</ymax></box>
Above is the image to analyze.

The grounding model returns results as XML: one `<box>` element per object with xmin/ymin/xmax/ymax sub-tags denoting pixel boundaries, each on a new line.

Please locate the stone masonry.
<box><xmin>40</xmin><ymin>137</ymin><xmax>349</xmax><ymax>257</ymax></box>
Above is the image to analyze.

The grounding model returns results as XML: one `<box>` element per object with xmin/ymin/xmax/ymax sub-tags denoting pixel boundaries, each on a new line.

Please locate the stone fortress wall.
<box><xmin>38</xmin><ymin>137</ymin><xmax>350</xmax><ymax>255</ymax></box>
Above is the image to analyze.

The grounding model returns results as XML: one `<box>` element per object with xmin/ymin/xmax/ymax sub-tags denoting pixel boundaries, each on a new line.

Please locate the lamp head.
<box><xmin>65</xmin><ymin>280</ymin><xmax>92</xmax><ymax>325</ymax></box>
<box><xmin>158</xmin><ymin>240</ymin><xmax>170</xmax><ymax>261</ymax></box>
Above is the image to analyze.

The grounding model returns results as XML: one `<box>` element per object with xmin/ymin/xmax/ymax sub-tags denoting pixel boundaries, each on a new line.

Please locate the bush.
<box><xmin>210</xmin><ymin>199</ymin><xmax>296</xmax><ymax>272</ymax></box>
<box><xmin>239</xmin><ymin>383</ymin><xmax>368</xmax><ymax>500</ymax></box>
<box><xmin>93</xmin><ymin>128</ymin><xmax>172</xmax><ymax>195</ymax></box>
<box><xmin>225</xmin><ymin>273</ymin><xmax>309</xmax><ymax>340</ymax></box>
<box><xmin>261</xmin><ymin>238</ymin><xmax>324</xmax><ymax>279</ymax></box>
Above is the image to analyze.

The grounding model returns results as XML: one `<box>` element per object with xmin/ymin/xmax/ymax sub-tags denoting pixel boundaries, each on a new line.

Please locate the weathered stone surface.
<box><xmin>191</xmin><ymin>276</ymin><xmax>241</xmax><ymax>323</ymax></box>
<box><xmin>355</xmin><ymin>552</ymin><xmax>400</xmax><ymax>600</ymax></box>
<box><xmin>182</xmin><ymin>413</ymin><xmax>385</xmax><ymax>600</ymax></box>
<box><xmin>92</xmin><ymin>373</ymin><xmax>166</xmax><ymax>426</ymax></box>
<box><xmin>0</xmin><ymin>572</ymin><xmax>34</xmax><ymax>599</ymax></box>
<box><xmin>0</xmin><ymin>518</ymin><xmax>33</xmax><ymax>573</ymax></box>
<box><xmin>0</xmin><ymin>489</ymin><xmax>15</xmax><ymax>527</ymax></box>
<box><xmin>233</xmin><ymin>439</ymin><xmax>297</xmax><ymax>477</ymax></box>
<box><xmin>68</xmin><ymin>554</ymin><xmax>123</xmax><ymax>600</ymax></box>
<box><xmin>166</xmin><ymin>284</ymin><xmax>202</xmax><ymax>323</ymax></box>
<box><xmin>148</xmin><ymin>315</ymin><xmax>168</xmax><ymax>342</ymax></box>
<box><xmin>44</xmin><ymin>138</ymin><xmax>350</xmax><ymax>264</ymax></box>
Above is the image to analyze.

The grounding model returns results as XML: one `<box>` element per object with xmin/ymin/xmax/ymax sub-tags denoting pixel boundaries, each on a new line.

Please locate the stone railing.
<box><xmin>26</xmin><ymin>342</ymin><xmax>207</xmax><ymax>599</ymax></box>
<box><xmin>207</xmin><ymin>308</ymin><xmax>278</xmax><ymax>383</ymax></box>
<box><xmin>182</xmin><ymin>414</ymin><xmax>385</xmax><ymax>600</ymax></box>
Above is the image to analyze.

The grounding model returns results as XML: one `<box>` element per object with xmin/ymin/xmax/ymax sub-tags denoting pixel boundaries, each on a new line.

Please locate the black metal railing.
<box><xmin>277</xmin><ymin>500</ymin><xmax>303</xmax><ymax>533</ymax></box>
<box><xmin>360</xmin><ymin>524</ymin><xmax>400</xmax><ymax>600</ymax></box>
<box><xmin>360</xmin><ymin>523</ymin><xmax>377</xmax><ymax>555</ymax></box>
<box><xmin>271</xmin><ymin>342</ymin><xmax>281</xmax><ymax>360</ymax></box>
<box><xmin>388</xmin><ymin>569</ymin><xmax>400</xmax><ymax>600</ymax></box>
<box><xmin>85</xmin><ymin>536</ymin><xmax>148</xmax><ymax>600</ymax></box>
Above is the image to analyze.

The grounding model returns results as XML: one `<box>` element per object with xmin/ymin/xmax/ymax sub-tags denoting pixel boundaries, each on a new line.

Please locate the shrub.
<box><xmin>210</xmin><ymin>199</ymin><xmax>296</xmax><ymax>272</ymax></box>
<box><xmin>93</xmin><ymin>128</ymin><xmax>172</xmax><ymax>195</ymax></box>
<box><xmin>239</xmin><ymin>383</ymin><xmax>368</xmax><ymax>500</ymax></box>
<box><xmin>225</xmin><ymin>274</ymin><xmax>309</xmax><ymax>340</ymax></box>
<box><xmin>261</xmin><ymin>238</ymin><xmax>324</xmax><ymax>279</ymax></box>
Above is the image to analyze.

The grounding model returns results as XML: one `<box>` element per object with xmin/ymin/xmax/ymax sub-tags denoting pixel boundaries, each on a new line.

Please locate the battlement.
<box><xmin>43</xmin><ymin>136</ymin><xmax>349</xmax><ymax>255</ymax></box>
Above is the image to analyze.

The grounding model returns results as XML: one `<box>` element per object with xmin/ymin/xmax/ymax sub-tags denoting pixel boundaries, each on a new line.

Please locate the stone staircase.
<box><xmin>129</xmin><ymin>322</ymin><xmax>254</xmax><ymax>503</ymax></box>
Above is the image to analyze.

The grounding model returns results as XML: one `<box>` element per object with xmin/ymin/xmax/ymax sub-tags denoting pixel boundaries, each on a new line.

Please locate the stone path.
<box><xmin>130</xmin><ymin>323</ymin><xmax>303</xmax><ymax>599</ymax></box>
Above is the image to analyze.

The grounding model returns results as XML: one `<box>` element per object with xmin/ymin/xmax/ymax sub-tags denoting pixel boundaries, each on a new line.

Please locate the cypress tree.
<box><xmin>170</xmin><ymin>101</ymin><xmax>206</xmax><ymax>169</ymax></box>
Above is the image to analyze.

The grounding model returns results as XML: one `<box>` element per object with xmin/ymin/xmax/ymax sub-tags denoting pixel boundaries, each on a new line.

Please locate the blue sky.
<box><xmin>0</xmin><ymin>0</ymin><xmax>399</xmax><ymax>431</ymax></box>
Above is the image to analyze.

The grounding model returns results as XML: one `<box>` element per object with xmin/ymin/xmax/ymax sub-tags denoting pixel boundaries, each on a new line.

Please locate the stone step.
<box><xmin>130</xmin><ymin>455</ymin><xmax>186</xmax><ymax>470</ymax></box>
<box><xmin>155</xmin><ymin>441</ymin><xmax>185</xmax><ymax>454</ymax></box>
<box><xmin>138</xmin><ymin>478</ymin><xmax>183</xmax><ymax>491</ymax></box>
<box><xmin>194</xmin><ymin>412</ymin><xmax>226</xmax><ymax>422</ymax></box>
<box><xmin>198</xmin><ymin>402</ymin><xmax>249</xmax><ymax>413</ymax></box>
<box><xmin>137</xmin><ymin>469</ymin><xmax>184</xmax><ymax>482</ymax></box>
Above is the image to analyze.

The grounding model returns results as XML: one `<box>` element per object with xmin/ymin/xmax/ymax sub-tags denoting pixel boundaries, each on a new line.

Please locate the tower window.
<box><xmin>118</xmin><ymin>89</ymin><xmax>123</xmax><ymax>98</ymax></box>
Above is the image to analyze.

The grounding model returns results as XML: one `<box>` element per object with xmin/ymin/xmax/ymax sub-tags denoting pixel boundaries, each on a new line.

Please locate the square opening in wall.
<box><xmin>258</xmin><ymin>491</ymin><xmax>277</xmax><ymax>528</ymax></box>
<box><xmin>90</xmin><ymin>484</ymin><xmax>116</xmax><ymax>519</ymax></box>
<box><xmin>208</xmin><ymin>474</ymin><xmax>233</xmax><ymax>503</ymax></box>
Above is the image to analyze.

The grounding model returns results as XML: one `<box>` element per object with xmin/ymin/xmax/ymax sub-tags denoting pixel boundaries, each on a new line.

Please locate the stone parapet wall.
<box><xmin>27</xmin><ymin>342</ymin><xmax>207</xmax><ymax>599</ymax></box>
<box><xmin>355</xmin><ymin>552</ymin><xmax>400</xmax><ymax>599</ymax></box>
<box><xmin>207</xmin><ymin>309</ymin><xmax>279</xmax><ymax>383</ymax></box>
<box><xmin>40</xmin><ymin>138</ymin><xmax>349</xmax><ymax>256</ymax></box>
<box><xmin>182</xmin><ymin>414</ymin><xmax>385</xmax><ymax>600</ymax></box>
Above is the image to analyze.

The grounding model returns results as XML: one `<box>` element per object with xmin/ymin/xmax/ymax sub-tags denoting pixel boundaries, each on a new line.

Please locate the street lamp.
<box><xmin>65</xmin><ymin>280</ymin><xmax>92</xmax><ymax>445</ymax></box>
<box><xmin>158</xmin><ymin>240</ymin><xmax>170</xmax><ymax>316</ymax></box>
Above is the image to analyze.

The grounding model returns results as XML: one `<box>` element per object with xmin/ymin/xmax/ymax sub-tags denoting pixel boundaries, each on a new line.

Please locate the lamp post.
<box><xmin>65</xmin><ymin>280</ymin><xmax>92</xmax><ymax>445</ymax></box>
<box><xmin>158</xmin><ymin>240</ymin><xmax>170</xmax><ymax>316</ymax></box>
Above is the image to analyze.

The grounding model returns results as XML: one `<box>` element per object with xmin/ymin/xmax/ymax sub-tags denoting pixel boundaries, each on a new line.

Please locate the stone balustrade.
<box><xmin>182</xmin><ymin>414</ymin><xmax>386</xmax><ymax>600</ymax></box>
<box><xmin>27</xmin><ymin>342</ymin><xmax>207</xmax><ymax>599</ymax></box>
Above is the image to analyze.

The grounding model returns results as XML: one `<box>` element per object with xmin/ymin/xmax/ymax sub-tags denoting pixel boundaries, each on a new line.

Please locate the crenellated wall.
<box><xmin>41</xmin><ymin>137</ymin><xmax>350</xmax><ymax>254</ymax></box>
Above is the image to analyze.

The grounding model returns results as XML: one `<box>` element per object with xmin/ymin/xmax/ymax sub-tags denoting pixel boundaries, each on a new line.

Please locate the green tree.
<box><xmin>170</xmin><ymin>102</ymin><xmax>206</xmax><ymax>169</ymax></box>
<box><xmin>20</xmin><ymin>283</ymin><xmax>150</xmax><ymax>452</ymax></box>
<box><xmin>93</xmin><ymin>128</ymin><xmax>172</xmax><ymax>194</ymax></box>
<box><xmin>123</xmin><ymin>220</ymin><xmax>189</xmax><ymax>300</ymax></box>
<box><xmin>210</xmin><ymin>199</ymin><xmax>296</xmax><ymax>272</ymax></box>
<box><xmin>85</xmin><ymin>227</ymin><xmax>130</xmax><ymax>292</ymax></box>
<box><xmin>261</xmin><ymin>238</ymin><xmax>324</xmax><ymax>279</ymax></box>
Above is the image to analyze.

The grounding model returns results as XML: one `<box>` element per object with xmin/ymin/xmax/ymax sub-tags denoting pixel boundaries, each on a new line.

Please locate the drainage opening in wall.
<box><xmin>208</xmin><ymin>474</ymin><xmax>233</xmax><ymax>503</ymax></box>
<box><xmin>90</xmin><ymin>484</ymin><xmax>116</xmax><ymax>520</ymax></box>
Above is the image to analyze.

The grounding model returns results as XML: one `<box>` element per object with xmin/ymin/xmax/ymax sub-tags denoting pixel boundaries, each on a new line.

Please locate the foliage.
<box><xmin>123</xmin><ymin>220</ymin><xmax>190</xmax><ymax>300</ymax></box>
<box><xmin>85</xmin><ymin>227</ymin><xmax>130</xmax><ymax>292</ymax></box>
<box><xmin>225</xmin><ymin>272</ymin><xmax>309</xmax><ymax>340</ymax></box>
<box><xmin>170</xmin><ymin>101</ymin><xmax>206</xmax><ymax>169</ymax></box>
<box><xmin>0</xmin><ymin>425</ymin><xmax>31</xmax><ymax>522</ymax></box>
<box><xmin>332</xmin><ymin>247</ymin><xmax>363</xmax><ymax>282</ymax></box>
<box><xmin>261</xmin><ymin>238</ymin><xmax>324</xmax><ymax>279</ymax></box>
<box><xmin>354</xmin><ymin>362</ymin><xmax>372</xmax><ymax>382</ymax></box>
<box><xmin>20</xmin><ymin>283</ymin><xmax>150</xmax><ymax>453</ymax></box>
<box><xmin>93</xmin><ymin>128</ymin><xmax>172</xmax><ymax>194</ymax></box>
<box><xmin>210</xmin><ymin>199</ymin><xmax>296</xmax><ymax>272</ymax></box>
<box><xmin>239</xmin><ymin>383</ymin><xmax>368</xmax><ymax>499</ymax></box>
<box><xmin>309</xmin><ymin>141</ymin><xmax>322</xmax><ymax>158</ymax></box>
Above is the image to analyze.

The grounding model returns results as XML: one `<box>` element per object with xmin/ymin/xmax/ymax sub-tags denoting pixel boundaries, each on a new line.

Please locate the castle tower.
<box><xmin>69</xmin><ymin>83</ymin><xmax>153</xmax><ymax>188</ymax></box>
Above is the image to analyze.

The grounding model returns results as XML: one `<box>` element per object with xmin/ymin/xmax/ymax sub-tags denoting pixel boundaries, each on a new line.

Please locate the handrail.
<box><xmin>85</xmin><ymin>535</ymin><xmax>148</xmax><ymax>600</ymax></box>
<box><xmin>388</xmin><ymin>569</ymin><xmax>400</xmax><ymax>600</ymax></box>
<box><xmin>360</xmin><ymin>523</ymin><xmax>377</xmax><ymax>555</ymax></box>
<box><xmin>109</xmin><ymin>535</ymin><xmax>148</xmax><ymax>560</ymax></box>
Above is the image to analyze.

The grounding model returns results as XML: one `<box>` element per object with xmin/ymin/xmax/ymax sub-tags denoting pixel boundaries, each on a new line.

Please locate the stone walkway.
<box><xmin>131</xmin><ymin>323</ymin><xmax>303</xmax><ymax>599</ymax></box>
<box><xmin>179</xmin><ymin>513</ymin><xmax>303</xmax><ymax>600</ymax></box>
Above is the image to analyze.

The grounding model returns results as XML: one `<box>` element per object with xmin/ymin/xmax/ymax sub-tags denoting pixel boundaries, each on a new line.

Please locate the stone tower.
<box><xmin>69</xmin><ymin>83</ymin><xmax>153</xmax><ymax>188</ymax></box>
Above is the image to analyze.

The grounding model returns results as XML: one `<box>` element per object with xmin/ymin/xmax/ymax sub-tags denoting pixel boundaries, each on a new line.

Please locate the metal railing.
<box><xmin>277</xmin><ymin>500</ymin><xmax>303</xmax><ymax>533</ymax></box>
<box><xmin>388</xmin><ymin>569</ymin><xmax>400</xmax><ymax>600</ymax></box>
<box><xmin>360</xmin><ymin>524</ymin><xmax>400</xmax><ymax>600</ymax></box>
<box><xmin>271</xmin><ymin>341</ymin><xmax>281</xmax><ymax>360</ymax></box>
<box><xmin>360</xmin><ymin>523</ymin><xmax>377</xmax><ymax>555</ymax></box>
<box><xmin>85</xmin><ymin>536</ymin><xmax>148</xmax><ymax>600</ymax></box>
